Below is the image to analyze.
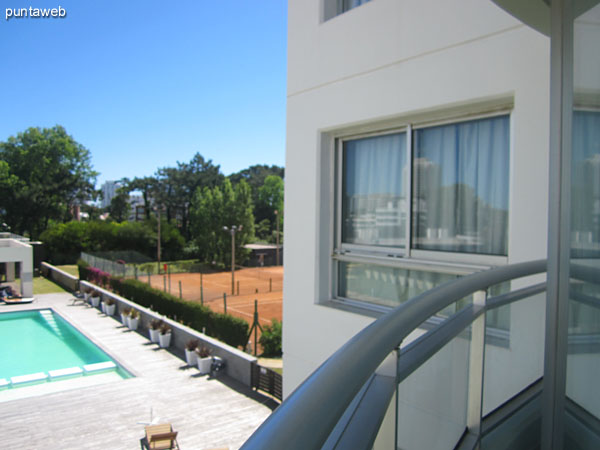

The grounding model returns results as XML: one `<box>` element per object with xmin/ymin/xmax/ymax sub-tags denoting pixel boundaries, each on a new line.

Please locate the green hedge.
<box><xmin>79</xmin><ymin>260</ymin><xmax>248</xmax><ymax>348</ymax></box>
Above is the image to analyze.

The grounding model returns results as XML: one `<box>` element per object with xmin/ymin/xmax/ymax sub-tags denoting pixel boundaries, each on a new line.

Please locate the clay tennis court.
<box><xmin>146</xmin><ymin>266</ymin><xmax>283</xmax><ymax>334</ymax></box>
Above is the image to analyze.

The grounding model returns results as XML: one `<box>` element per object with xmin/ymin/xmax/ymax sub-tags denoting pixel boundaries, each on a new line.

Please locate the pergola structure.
<box><xmin>0</xmin><ymin>235</ymin><xmax>33</xmax><ymax>297</ymax></box>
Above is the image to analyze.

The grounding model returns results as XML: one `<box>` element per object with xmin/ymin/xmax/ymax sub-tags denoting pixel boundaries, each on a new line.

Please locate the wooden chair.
<box><xmin>140</xmin><ymin>423</ymin><xmax>180</xmax><ymax>450</ymax></box>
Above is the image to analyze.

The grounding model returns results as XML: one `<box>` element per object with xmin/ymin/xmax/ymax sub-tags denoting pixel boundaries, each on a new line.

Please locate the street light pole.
<box><xmin>223</xmin><ymin>225</ymin><xmax>242</xmax><ymax>295</ymax></box>
<box><xmin>156</xmin><ymin>207</ymin><xmax>162</xmax><ymax>274</ymax></box>
<box><xmin>275</xmin><ymin>210</ymin><xmax>280</xmax><ymax>266</ymax></box>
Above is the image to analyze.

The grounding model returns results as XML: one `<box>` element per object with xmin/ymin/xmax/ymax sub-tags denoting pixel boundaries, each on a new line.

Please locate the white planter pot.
<box><xmin>149</xmin><ymin>328</ymin><xmax>160</xmax><ymax>343</ymax></box>
<box><xmin>120</xmin><ymin>313</ymin><xmax>129</xmax><ymax>325</ymax></box>
<box><xmin>91</xmin><ymin>296</ymin><xmax>100</xmax><ymax>307</ymax></box>
<box><xmin>128</xmin><ymin>316</ymin><xmax>139</xmax><ymax>331</ymax></box>
<box><xmin>101</xmin><ymin>302</ymin><xmax>106</xmax><ymax>313</ymax></box>
<box><xmin>197</xmin><ymin>356</ymin><xmax>212</xmax><ymax>374</ymax></box>
<box><xmin>185</xmin><ymin>349</ymin><xmax>198</xmax><ymax>366</ymax></box>
<box><xmin>84</xmin><ymin>292</ymin><xmax>90</xmax><ymax>301</ymax></box>
<box><xmin>159</xmin><ymin>333</ymin><xmax>172</xmax><ymax>348</ymax></box>
<box><xmin>105</xmin><ymin>304</ymin><xmax>116</xmax><ymax>316</ymax></box>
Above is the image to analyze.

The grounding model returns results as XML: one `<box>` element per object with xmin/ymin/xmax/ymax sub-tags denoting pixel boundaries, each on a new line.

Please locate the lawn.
<box><xmin>56</xmin><ymin>265</ymin><xmax>79</xmax><ymax>277</ymax></box>
<box><xmin>34</xmin><ymin>276</ymin><xmax>68</xmax><ymax>295</ymax></box>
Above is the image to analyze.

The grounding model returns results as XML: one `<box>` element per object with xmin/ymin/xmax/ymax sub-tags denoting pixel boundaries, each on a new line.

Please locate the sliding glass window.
<box><xmin>412</xmin><ymin>115</ymin><xmax>510</xmax><ymax>256</ymax></box>
<box><xmin>334</xmin><ymin>114</ymin><xmax>510</xmax><ymax>310</ymax></box>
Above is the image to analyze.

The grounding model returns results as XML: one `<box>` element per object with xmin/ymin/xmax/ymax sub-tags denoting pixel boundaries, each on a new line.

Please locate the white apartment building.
<box><xmin>100</xmin><ymin>180</ymin><xmax>124</xmax><ymax>209</ymax></box>
<box><xmin>277</xmin><ymin>0</ymin><xmax>600</xmax><ymax>448</ymax></box>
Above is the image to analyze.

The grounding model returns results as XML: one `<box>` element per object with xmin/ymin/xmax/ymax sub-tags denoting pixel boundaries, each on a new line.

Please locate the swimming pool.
<box><xmin>0</xmin><ymin>309</ymin><xmax>130</xmax><ymax>388</ymax></box>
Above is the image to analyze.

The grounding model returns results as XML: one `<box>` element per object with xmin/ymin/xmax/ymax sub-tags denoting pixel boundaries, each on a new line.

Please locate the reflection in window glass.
<box><xmin>338</xmin><ymin>0</ymin><xmax>371</xmax><ymax>14</ymax></box>
<box><xmin>571</xmin><ymin>111</ymin><xmax>600</xmax><ymax>255</ymax></box>
<box><xmin>338</xmin><ymin>261</ymin><xmax>459</xmax><ymax>309</ymax></box>
<box><xmin>342</xmin><ymin>132</ymin><xmax>407</xmax><ymax>248</ymax></box>
<box><xmin>569</xmin><ymin>111</ymin><xmax>600</xmax><ymax>339</ymax></box>
<box><xmin>412</xmin><ymin>116</ymin><xmax>510</xmax><ymax>255</ymax></box>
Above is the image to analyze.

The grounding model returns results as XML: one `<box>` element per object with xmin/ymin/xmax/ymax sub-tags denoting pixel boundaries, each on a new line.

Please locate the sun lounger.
<box><xmin>0</xmin><ymin>297</ymin><xmax>35</xmax><ymax>305</ymax></box>
<box><xmin>140</xmin><ymin>423</ymin><xmax>180</xmax><ymax>450</ymax></box>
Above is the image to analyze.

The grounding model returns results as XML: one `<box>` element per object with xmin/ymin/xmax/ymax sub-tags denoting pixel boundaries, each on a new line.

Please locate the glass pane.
<box><xmin>342</xmin><ymin>132</ymin><xmax>407</xmax><ymax>248</ymax></box>
<box><xmin>412</xmin><ymin>116</ymin><xmax>510</xmax><ymax>255</ymax></box>
<box><xmin>566</xmin><ymin>7</ymin><xmax>600</xmax><ymax>445</ymax></box>
<box><xmin>396</xmin><ymin>333</ymin><xmax>470</xmax><ymax>449</ymax></box>
<box><xmin>482</xmin><ymin>292</ymin><xmax>545</xmax><ymax>417</ymax></box>
<box><xmin>338</xmin><ymin>261</ymin><xmax>458</xmax><ymax>309</ymax></box>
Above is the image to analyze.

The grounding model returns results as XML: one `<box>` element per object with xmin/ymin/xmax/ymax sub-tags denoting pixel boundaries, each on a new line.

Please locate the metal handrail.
<box><xmin>242</xmin><ymin>259</ymin><xmax>547</xmax><ymax>450</ymax></box>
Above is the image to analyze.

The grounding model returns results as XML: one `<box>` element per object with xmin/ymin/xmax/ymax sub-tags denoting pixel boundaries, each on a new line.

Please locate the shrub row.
<box><xmin>78</xmin><ymin>260</ymin><xmax>248</xmax><ymax>348</ymax></box>
<box><xmin>259</xmin><ymin>319</ymin><xmax>282</xmax><ymax>357</ymax></box>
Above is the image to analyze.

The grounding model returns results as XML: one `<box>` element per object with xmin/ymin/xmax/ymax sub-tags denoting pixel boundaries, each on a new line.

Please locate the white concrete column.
<box><xmin>6</xmin><ymin>262</ymin><xmax>15</xmax><ymax>282</ymax></box>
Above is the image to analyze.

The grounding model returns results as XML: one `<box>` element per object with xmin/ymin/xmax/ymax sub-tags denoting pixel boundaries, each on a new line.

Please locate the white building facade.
<box><xmin>282</xmin><ymin>0</ymin><xmax>600</xmax><ymax>448</ymax></box>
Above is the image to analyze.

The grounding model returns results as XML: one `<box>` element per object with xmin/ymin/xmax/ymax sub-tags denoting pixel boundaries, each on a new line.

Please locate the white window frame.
<box><xmin>330</xmin><ymin>110</ymin><xmax>512</xmax><ymax>308</ymax></box>
<box><xmin>335</xmin><ymin>128</ymin><xmax>409</xmax><ymax>259</ymax></box>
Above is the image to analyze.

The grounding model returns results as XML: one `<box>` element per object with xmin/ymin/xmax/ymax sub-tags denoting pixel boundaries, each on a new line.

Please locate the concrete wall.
<box><xmin>78</xmin><ymin>280</ymin><xmax>257</xmax><ymax>387</ymax></box>
<box><xmin>40</xmin><ymin>263</ymin><xmax>257</xmax><ymax>387</ymax></box>
<box><xmin>284</xmin><ymin>0</ymin><xmax>550</xmax><ymax>412</ymax></box>
<box><xmin>41</xmin><ymin>262</ymin><xmax>79</xmax><ymax>292</ymax></box>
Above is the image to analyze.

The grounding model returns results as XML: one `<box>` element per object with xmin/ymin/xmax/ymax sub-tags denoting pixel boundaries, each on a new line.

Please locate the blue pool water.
<box><xmin>0</xmin><ymin>309</ymin><xmax>129</xmax><ymax>385</ymax></box>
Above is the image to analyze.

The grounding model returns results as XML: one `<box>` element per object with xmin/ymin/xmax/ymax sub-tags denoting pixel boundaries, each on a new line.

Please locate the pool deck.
<box><xmin>0</xmin><ymin>293</ymin><xmax>276</xmax><ymax>450</ymax></box>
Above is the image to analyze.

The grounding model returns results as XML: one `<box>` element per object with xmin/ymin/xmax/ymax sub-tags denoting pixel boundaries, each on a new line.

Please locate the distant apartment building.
<box><xmin>101</xmin><ymin>180</ymin><xmax>146</xmax><ymax>221</ymax></box>
<box><xmin>100</xmin><ymin>180</ymin><xmax>124</xmax><ymax>209</ymax></box>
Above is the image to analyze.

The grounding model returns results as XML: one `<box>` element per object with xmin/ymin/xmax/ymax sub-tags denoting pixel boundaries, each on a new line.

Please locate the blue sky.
<box><xmin>0</xmin><ymin>1</ymin><xmax>287</xmax><ymax>186</ymax></box>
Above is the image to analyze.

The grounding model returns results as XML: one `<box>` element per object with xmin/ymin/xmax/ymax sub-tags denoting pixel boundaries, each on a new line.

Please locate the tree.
<box><xmin>108</xmin><ymin>188</ymin><xmax>131</xmax><ymax>222</ymax></box>
<box><xmin>39</xmin><ymin>218</ymin><xmax>185</xmax><ymax>264</ymax></box>
<box><xmin>155</xmin><ymin>153</ymin><xmax>224</xmax><ymax>239</ymax></box>
<box><xmin>190</xmin><ymin>179</ymin><xmax>254</xmax><ymax>266</ymax></box>
<box><xmin>257</xmin><ymin>175</ymin><xmax>284</xmax><ymax>243</ymax></box>
<box><xmin>229</xmin><ymin>164</ymin><xmax>284</xmax><ymax>223</ymax></box>
<box><xmin>127</xmin><ymin>176</ymin><xmax>158</xmax><ymax>220</ymax></box>
<box><xmin>0</xmin><ymin>126</ymin><xmax>98</xmax><ymax>238</ymax></box>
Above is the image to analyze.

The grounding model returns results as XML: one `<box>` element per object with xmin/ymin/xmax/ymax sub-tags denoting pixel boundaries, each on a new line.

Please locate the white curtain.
<box><xmin>342</xmin><ymin>132</ymin><xmax>406</xmax><ymax>247</ymax></box>
<box><xmin>413</xmin><ymin>116</ymin><xmax>510</xmax><ymax>255</ymax></box>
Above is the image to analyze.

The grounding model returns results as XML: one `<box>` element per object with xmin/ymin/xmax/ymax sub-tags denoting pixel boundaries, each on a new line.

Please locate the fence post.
<box><xmin>163</xmin><ymin>275</ymin><xmax>167</xmax><ymax>292</ymax></box>
<box><xmin>147</xmin><ymin>271</ymin><xmax>151</xmax><ymax>285</ymax></box>
<box><xmin>200</xmin><ymin>272</ymin><xmax>204</xmax><ymax>305</ymax></box>
<box><xmin>223</xmin><ymin>293</ymin><xmax>227</xmax><ymax>314</ymax></box>
<box><xmin>179</xmin><ymin>281</ymin><xmax>182</xmax><ymax>299</ymax></box>
<box><xmin>135</xmin><ymin>266</ymin><xmax>138</xmax><ymax>280</ymax></box>
<box><xmin>168</xmin><ymin>265</ymin><xmax>171</xmax><ymax>294</ymax></box>
<box><xmin>269</xmin><ymin>278</ymin><xmax>272</xmax><ymax>292</ymax></box>
<box><xmin>237</xmin><ymin>280</ymin><xmax>240</xmax><ymax>295</ymax></box>
<box><xmin>254</xmin><ymin>300</ymin><xmax>259</xmax><ymax>356</ymax></box>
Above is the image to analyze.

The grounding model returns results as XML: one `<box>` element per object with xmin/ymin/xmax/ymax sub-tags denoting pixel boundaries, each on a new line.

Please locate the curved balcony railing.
<box><xmin>242</xmin><ymin>259</ymin><xmax>548</xmax><ymax>450</ymax></box>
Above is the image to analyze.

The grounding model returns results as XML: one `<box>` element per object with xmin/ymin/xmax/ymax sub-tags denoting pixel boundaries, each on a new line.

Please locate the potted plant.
<box><xmin>158</xmin><ymin>323</ymin><xmax>172</xmax><ymax>348</ymax></box>
<box><xmin>196</xmin><ymin>345</ymin><xmax>212</xmax><ymax>374</ymax></box>
<box><xmin>90</xmin><ymin>290</ymin><xmax>101</xmax><ymax>308</ymax></box>
<box><xmin>104</xmin><ymin>298</ymin><xmax>116</xmax><ymax>316</ymax></box>
<box><xmin>185</xmin><ymin>339</ymin><xmax>199</xmax><ymax>365</ymax></box>
<box><xmin>128</xmin><ymin>309</ymin><xmax>140</xmax><ymax>330</ymax></box>
<box><xmin>121</xmin><ymin>307</ymin><xmax>131</xmax><ymax>325</ymax></box>
<box><xmin>148</xmin><ymin>319</ymin><xmax>163</xmax><ymax>343</ymax></box>
<box><xmin>83</xmin><ymin>287</ymin><xmax>92</xmax><ymax>301</ymax></box>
